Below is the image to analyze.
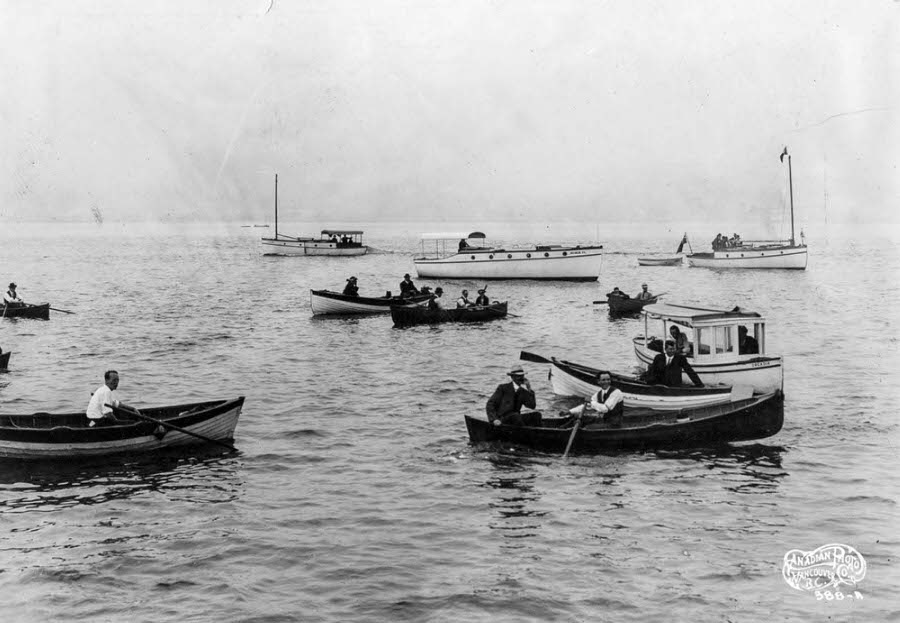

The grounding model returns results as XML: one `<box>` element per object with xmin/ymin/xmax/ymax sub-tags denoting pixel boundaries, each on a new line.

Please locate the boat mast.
<box><xmin>274</xmin><ymin>174</ymin><xmax>279</xmax><ymax>238</ymax></box>
<box><xmin>786</xmin><ymin>151</ymin><xmax>795</xmax><ymax>246</ymax></box>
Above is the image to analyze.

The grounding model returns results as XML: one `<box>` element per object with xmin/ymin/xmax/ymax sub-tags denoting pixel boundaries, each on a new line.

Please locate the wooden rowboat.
<box><xmin>0</xmin><ymin>397</ymin><xmax>244</xmax><ymax>459</ymax></box>
<box><xmin>465</xmin><ymin>391</ymin><xmax>784</xmax><ymax>453</ymax></box>
<box><xmin>310</xmin><ymin>289</ymin><xmax>431</xmax><ymax>315</ymax></box>
<box><xmin>519</xmin><ymin>352</ymin><xmax>740</xmax><ymax>411</ymax></box>
<box><xmin>607</xmin><ymin>295</ymin><xmax>658</xmax><ymax>315</ymax></box>
<box><xmin>2</xmin><ymin>303</ymin><xmax>50</xmax><ymax>320</ymax></box>
<box><xmin>391</xmin><ymin>301</ymin><xmax>508</xmax><ymax>326</ymax></box>
<box><xmin>637</xmin><ymin>256</ymin><xmax>682</xmax><ymax>266</ymax></box>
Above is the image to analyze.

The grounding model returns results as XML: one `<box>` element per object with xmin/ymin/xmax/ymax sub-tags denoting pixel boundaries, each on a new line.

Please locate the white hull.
<box><xmin>309</xmin><ymin>291</ymin><xmax>428</xmax><ymax>315</ymax></box>
<box><xmin>548</xmin><ymin>362</ymin><xmax>734</xmax><ymax>410</ymax></box>
<box><xmin>0</xmin><ymin>404</ymin><xmax>242</xmax><ymax>459</ymax></box>
<box><xmin>687</xmin><ymin>246</ymin><xmax>807</xmax><ymax>269</ymax></box>
<box><xmin>261</xmin><ymin>238</ymin><xmax>367</xmax><ymax>256</ymax></box>
<box><xmin>637</xmin><ymin>257</ymin><xmax>682</xmax><ymax>266</ymax></box>
<box><xmin>633</xmin><ymin>338</ymin><xmax>783</xmax><ymax>393</ymax></box>
<box><xmin>414</xmin><ymin>246</ymin><xmax>603</xmax><ymax>281</ymax></box>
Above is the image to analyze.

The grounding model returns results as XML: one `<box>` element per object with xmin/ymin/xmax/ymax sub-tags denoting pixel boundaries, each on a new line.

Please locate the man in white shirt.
<box><xmin>636</xmin><ymin>283</ymin><xmax>654</xmax><ymax>301</ymax></box>
<box><xmin>86</xmin><ymin>370</ymin><xmax>141</xmax><ymax>425</ymax></box>
<box><xmin>429</xmin><ymin>287</ymin><xmax>446</xmax><ymax>310</ymax></box>
<box><xmin>568</xmin><ymin>371</ymin><xmax>625</xmax><ymax>427</ymax></box>
<box><xmin>456</xmin><ymin>289</ymin><xmax>472</xmax><ymax>308</ymax></box>
<box><xmin>4</xmin><ymin>282</ymin><xmax>24</xmax><ymax>307</ymax></box>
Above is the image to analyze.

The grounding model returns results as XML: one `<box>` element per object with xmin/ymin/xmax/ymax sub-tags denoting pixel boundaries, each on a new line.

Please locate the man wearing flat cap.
<box><xmin>486</xmin><ymin>364</ymin><xmax>538</xmax><ymax>426</ymax></box>
<box><xmin>399</xmin><ymin>273</ymin><xmax>419</xmax><ymax>298</ymax></box>
<box><xmin>4</xmin><ymin>283</ymin><xmax>24</xmax><ymax>307</ymax></box>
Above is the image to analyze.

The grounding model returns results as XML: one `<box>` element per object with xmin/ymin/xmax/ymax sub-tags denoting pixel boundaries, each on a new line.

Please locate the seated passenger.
<box><xmin>458</xmin><ymin>238</ymin><xmax>470</xmax><ymax>251</ymax></box>
<box><xmin>456</xmin><ymin>289</ymin><xmax>472</xmax><ymax>308</ymax></box>
<box><xmin>738</xmin><ymin>325</ymin><xmax>759</xmax><ymax>354</ymax></box>
<box><xmin>475</xmin><ymin>289</ymin><xmax>490</xmax><ymax>306</ymax></box>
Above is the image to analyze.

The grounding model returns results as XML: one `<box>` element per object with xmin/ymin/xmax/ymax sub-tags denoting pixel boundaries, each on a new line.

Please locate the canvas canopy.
<box><xmin>321</xmin><ymin>229</ymin><xmax>364</xmax><ymax>235</ymax></box>
<box><xmin>642</xmin><ymin>302</ymin><xmax>763</xmax><ymax>325</ymax></box>
<box><xmin>419</xmin><ymin>231</ymin><xmax>487</xmax><ymax>241</ymax></box>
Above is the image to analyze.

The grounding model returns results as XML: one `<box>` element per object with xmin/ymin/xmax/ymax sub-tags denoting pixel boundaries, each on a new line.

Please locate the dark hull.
<box><xmin>465</xmin><ymin>391</ymin><xmax>783</xmax><ymax>453</ymax></box>
<box><xmin>607</xmin><ymin>296</ymin><xmax>657</xmax><ymax>315</ymax></box>
<box><xmin>2</xmin><ymin>303</ymin><xmax>50</xmax><ymax>320</ymax></box>
<box><xmin>391</xmin><ymin>302</ymin><xmax>508</xmax><ymax>326</ymax></box>
<box><xmin>0</xmin><ymin>397</ymin><xmax>244</xmax><ymax>459</ymax></box>
<box><xmin>0</xmin><ymin>351</ymin><xmax>9</xmax><ymax>371</ymax></box>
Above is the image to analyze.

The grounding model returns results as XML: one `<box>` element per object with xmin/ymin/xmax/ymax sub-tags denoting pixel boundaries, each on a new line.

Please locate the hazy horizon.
<box><xmin>2</xmin><ymin>2</ymin><xmax>897</xmax><ymax>228</ymax></box>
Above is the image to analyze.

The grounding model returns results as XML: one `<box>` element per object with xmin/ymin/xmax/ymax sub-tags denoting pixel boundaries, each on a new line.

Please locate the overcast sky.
<box><xmin>1</xmin><ymin>1</ymin><xmax>897</xmax><ymax>234</ymax></box>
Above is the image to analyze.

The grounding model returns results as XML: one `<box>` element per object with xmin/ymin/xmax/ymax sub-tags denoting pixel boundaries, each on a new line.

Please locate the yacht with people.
<box><xmin>632</xmin><ymin>302</ymin><xmax>783</xmax><ymax>393</ymax></box>
<box><xmin>413</xmin><ymin>231</ymin><xmax>603</xmax><ymax>281</ymax></box>
<box><xmin>260</xmin><ymin>174</ymin><xmax>367</xmax><ymax>256</ymax></box>
<box><xmin>685</xmin><ymin>148</ymin><xmax>808</xmax><ymax>270</ymax></box>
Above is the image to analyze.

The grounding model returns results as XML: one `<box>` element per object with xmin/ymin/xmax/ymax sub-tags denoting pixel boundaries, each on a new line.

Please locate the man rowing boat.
<box><xmin>3</xmin><ymin>283</ymin><xmax>24</xmax><ymax>308</ymax></box>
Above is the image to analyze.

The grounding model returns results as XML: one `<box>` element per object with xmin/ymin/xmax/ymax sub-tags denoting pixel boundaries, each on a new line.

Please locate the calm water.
<box><xmin>0</xmin><ymin>222</ymin><xmax>898</xmax><ymax>622</ymax></box>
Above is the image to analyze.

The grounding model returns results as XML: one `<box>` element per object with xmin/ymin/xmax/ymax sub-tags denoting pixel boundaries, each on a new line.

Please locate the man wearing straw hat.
<box><xmin>486</xmin><ymin>364</ymin><xmax>538</xmax><ymax>427</ymax></box>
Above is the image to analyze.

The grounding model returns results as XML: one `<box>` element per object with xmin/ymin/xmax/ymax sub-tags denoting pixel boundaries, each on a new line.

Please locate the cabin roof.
<box><xmin>642</xmin><ymin>302</ymin><xmax>764</xmax><ymax>325</ymax></box>
<box><xmin>321</xmin><ymin>229</ymin><xmax>364</xmax><ymax>235</ymax></box>
<box><xmin>420</xmin><ymin>231</ymin><xmax>487</xmax><ymax>241</ymax></box>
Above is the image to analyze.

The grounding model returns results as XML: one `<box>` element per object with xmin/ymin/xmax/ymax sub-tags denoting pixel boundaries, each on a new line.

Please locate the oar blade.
<box><xmin>519</xmin><ymin>350</ymin><xmax>551</xmax><ymax>364</ymax></box>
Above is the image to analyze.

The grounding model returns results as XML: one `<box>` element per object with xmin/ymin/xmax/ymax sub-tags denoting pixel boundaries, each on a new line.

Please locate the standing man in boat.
<box><xmin>399</xmin><ymin>274</ymin><xmax>420</xmax><ymax>298</ymax></box>
<box><xmin>669</xmin><ymin>325</ymin><xmax>690</xmax><ymax>355</ymax></box>
<box><xmin>636</xmin><ymin>283</ymin><xmax>654</xmax><ymax>301</ymax></box>
<box><xmin>645</xmin><ymin>341</ymin><xmax>704</xmax><ymax>387</ymax></box>
<box><xmin>86</xmin><ymin>370</ymin><xmax>142</xmax><ymax>426</ymax></box>
<box><xmin>566</xmin><ymin>371</ymin><xmax>624</xmax><ymax>428</ymax></box>
<box><xmin>3</xmin><ymin>283</ymin><xmax>24</xmax><ymax>308</ymax></box>
<box><xmin>429</xmin><ymin>287</ymin><xmax>446</xmax><ymax>310</ymax></box>
<box><xmin>474</xmin><ymin>289</ymin><xmax>490</xmax><ymax>306</ymax></box>
<box><xmin>342</xmin><ymin>276</ymin><xmax>359</xmax><ymax>297</ymax></box>
<box><xmin>486</xmin><ymin>364</ymin><xmax>537</xmax><ymax>427</ymax></box>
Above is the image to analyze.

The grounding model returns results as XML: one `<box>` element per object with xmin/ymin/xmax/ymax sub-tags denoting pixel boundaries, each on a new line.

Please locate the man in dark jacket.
<box><xmin>399</xmin><ymin>274</ymin><xmax>419</xmax><ymax>298</ymax></box>
<box><xmin>646</xmin><ymin>341</ymin><xmax>704</xmax><ymax>387</ymax></box>
<box><xmin>486</xmin><ymin>364</ymin><xmax>537</xmax><ymax>426</ymax></box>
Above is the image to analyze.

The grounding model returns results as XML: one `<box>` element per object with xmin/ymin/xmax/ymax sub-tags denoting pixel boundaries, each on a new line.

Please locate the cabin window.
<box><xmin>544</xmin><ymin>252</ymin><xmax>549</xmax><ymax>257</ymax></box>
<box><xmin>489</xmin><ymin>254</ymin><xmax>494</xmax><ymax>259</ymax></box>
<box><xmin>562</xmin><ymin>251</ymin><xmax>568</xmax><ymax>256</ymax></box>
<box><xmin>470</xmin><ymin>256</ymin><xmax>475</xmax><ymax>260</ymax></box>
<box><xmin>526</xmin><ymin>253</ymin><xmax>531</xmax><ymax>258</ymax></box>
<box><xmin>714</xmin><ymin>326</ymin><xmax>734</xmax><ymax>354</ymax></box>
<box><xmin>507</xmin><ymin>254</ymin><xmax>512</xmax><ymax>259</ymax></box>
<box><xmin>696</xmin><ymin>328</ymin><xmax>712</xmax><ymax>355</ymax></box>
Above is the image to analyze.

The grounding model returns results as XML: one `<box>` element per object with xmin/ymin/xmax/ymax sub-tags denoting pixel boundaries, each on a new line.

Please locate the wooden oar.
<box><xmin>106</xmin><ymin>403</ymin><xmax>236</xmax><ymax>451</ymax></box>
<box><xmin>563</xmin><ymin>419</ymin><xmax>581</xmax><ymax>459</ymax></box>
<box><xmin>50</xmin><ymin>307</ymin><xmax>75</xmax><ymax>314</ymax></box>
<box><xmin>593</xmin><ymin>300</ymin><xmax>608</xmax><ymax>305</ymax></box>
<box><xmin>519</xmin><ymin>350</ymin><xmax>552</xmax><ymax>364</ymax></box>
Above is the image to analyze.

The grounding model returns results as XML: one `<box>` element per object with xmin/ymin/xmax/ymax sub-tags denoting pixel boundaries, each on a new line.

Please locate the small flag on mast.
<box><xmin>780</xmin><ymin>147</ymin><xmax>789</xmax><ymax>162</ymax></box>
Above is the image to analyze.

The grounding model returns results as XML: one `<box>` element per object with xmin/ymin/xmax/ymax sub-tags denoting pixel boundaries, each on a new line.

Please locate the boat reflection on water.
<box><xmin>0</xmin><ymin>447</ymin><xmax>243</xmax><ymax>512</ymax></box>
<box><xmin>481</xmin><ymin>454</ymin><xmax>547</xmax><ymax>541</ymax></box>
<box><xmin>651</xmin><ymin>443</ymin><xmax>788</xmax><ymax>494</ymax></box>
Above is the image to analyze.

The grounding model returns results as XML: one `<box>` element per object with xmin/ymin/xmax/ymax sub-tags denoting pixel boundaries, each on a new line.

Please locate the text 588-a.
<box><xmin>815</xmin><ymin>591</ymin><xmax>863</xmax><ymax>601</ymax></box>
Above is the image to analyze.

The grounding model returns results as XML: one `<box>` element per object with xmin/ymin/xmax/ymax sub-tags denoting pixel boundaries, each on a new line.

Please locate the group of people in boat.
<box><xmin>712</xmin><ymin>232</ymin><xmax>742</xmax><ymax>251</ymax></box>
<box><xmin>607</xmin><ymin>283</ymin><xmax>654</xmax><ymax>300</ymax></box>
<box><xmin>485</xmin><ymin>318</ymin><xmax>759</xmax><ymax>429</ymax></box>
<box><xmin>341</xmin><ymin>273</ymin><xmax>493</xmax><ymax>311</ymax></box>
<box><xmin>328</xmin><ymin>234</ymin><xmax>356</xmax><ymax>246</ymax></box>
